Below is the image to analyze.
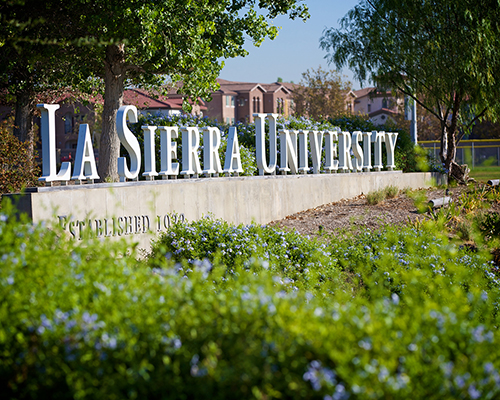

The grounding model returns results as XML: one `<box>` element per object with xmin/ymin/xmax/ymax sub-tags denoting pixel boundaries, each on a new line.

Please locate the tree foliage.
<box><xmin>2</xmin><ymin>0</ymin><xmax>309</xmax><ymax>181</ymax></box>
<box><xmin>292</xmin><ymin>66</ymin><xmax>352</xmax><ymax>120</ymax></box>
<box><xmin>0</xmin><ymin>118</ymin><xmax>40</xmax><ymax>194</ymax></box>
<box><xmin>321</xmin><ymin>0</ymin><xmax>500</xmax><ymax>178</ymax></box>
<box><xmin>0</xmin><ymin>0</ymin><xmax>103</xmax><ymax>166</ymax></box>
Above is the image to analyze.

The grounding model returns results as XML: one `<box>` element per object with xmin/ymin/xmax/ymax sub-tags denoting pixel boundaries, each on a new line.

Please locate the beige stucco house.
<box><xmin>353</xmin><ymin>87</ymin><xmax>403</xmax><ymax>125</ymax></box>
<box><xmin>206</xmin><ymin>79</ymin><xmax>293</xmax><ymax>124</ymax></box>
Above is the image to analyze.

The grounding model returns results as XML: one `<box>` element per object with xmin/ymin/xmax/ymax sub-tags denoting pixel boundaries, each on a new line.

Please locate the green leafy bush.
<box><xmin>127</xmin><ymin>113</ymin><xmax>420</xmax><ymax>177</ymax></box>
<box><xmin>129</xmin><ymin>113</ymin><xmax>257</xmax><ymax>177</ymax></box>
<box><xmin>2</xmin><ymin>198</ymin><xmax>500</xmax><ymax>399</ymax></box>
<box><xmin>0</xmin><ymin>119</ymin><xmax>41</xmax><ymax>194</ymax></box>
<box><xmin>330</xmin><ymin>114</ymin><xmax>419</xmax><ymax>173</ymax></box>
<box><xmin>148</xmin><ymin>216</ymin><xmax>345</xmax><ymax>294</ymax></box>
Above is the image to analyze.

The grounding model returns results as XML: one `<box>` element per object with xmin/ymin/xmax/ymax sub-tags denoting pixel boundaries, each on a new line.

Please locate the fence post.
<box><xmin>471</xmin><ymin>142</ymin><xmax>475</xmax><ymax>169</ymax></box>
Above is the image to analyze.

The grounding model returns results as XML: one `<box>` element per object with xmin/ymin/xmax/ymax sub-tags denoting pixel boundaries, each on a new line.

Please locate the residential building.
<box><xmin>353</xmin><ymin>87</ymin><xmax>403</xmax><ymax>125</ymax></box>
<box><xmin>206</xmin><ymin>79</ymin><xmax>293</xmax><ymax>124</ymax></box>
<box><xmin>123</xmin><ymin>88</ymin><xmax>206</xmax><ymax>118</ymax></box>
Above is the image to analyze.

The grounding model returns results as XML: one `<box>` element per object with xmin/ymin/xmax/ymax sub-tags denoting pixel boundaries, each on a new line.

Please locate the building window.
<box><xmin>252</xmin><ymin>97</ymin><xmax>261</xmax><ymax>113</ymax></box>
<box><xmin>238</xmin><ymin>98</ymin><xmax>245</xmax><ymax>107</ymax></box>
<box><xmin>367</xmin><ymin>103</ymin><xmax>371</xmax><ymax>113</ymax></box>
<box><xmin>382</xmin><ymin>98</ymin><xmax>388</xmax><ymax>109</ymax></box>
<box><xmin>226</xmin><ymin>95</ymin><xmax>235</xmax><ymax>107</ymax></box>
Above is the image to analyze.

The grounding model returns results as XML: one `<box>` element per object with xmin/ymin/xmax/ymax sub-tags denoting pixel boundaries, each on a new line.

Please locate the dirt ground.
<box><xmin>269</xmin><ymin>186</ymin><xmax>466</xmax><ymax>237</ymax></box>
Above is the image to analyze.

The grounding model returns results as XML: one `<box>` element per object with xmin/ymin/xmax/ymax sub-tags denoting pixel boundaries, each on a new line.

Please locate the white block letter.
<box><xmin>298</xmin><ymin>130</ymin><xmax>309</xmax><ymax>174</ymax></box>
<box><xmin>180</xmin><ymin>127</ymin><xmax>202</xmax><ymax>177</ymax></box>
<box><xmin>279</xmin><ymin>129</ymin><xmax>298</xmax><ymax>174</ymax></box>
<box><xmin>37</xmin><ymin>104</ymin><xmax>71</xmax><ymax>183</ymax></box>
<box><xmin>117</xmin><ymin>105</ymin><xmax>141</xmax><ymax>182</ymax></box>
<box><xmin>372</xmin><ymin>131</ymin><xmax>385</xmax><ymax>171</ymax></box>
<box><xmin>352</xmin><ymin>131</ymin><xmax>364</xmax><ymax>172</ymax></box>
<box><xmin>71</xmin><ymin>124</ymin><xmax>99</xmax><ymax>181</ymax></box>
<box><xmin>338</xmin><ymin>131</ymin><xmax>353</xmax><ymax>172</ymax></box>
<box><xmin>158</xmin><ymin>126</ymin><xmax>179</xmax><ymax>177</ymax></box>
<box><xmin>202</xmin><ymin>127</ymin><xmax>223</xmax><ymax>176</ymax></box>
<box><xmin>223</xmin><ymin>127</ymin><xmax>243</xmax><ymax>174</ymax></box>
<box><xmin>362</xmin><ymin>132</ymin><xmax>372</xmax><ymax>172</ymax></box>
<box><xmin>385</xmin><ymin>132</ymin><xmax>398</xmax><ymax>171</ymax></box>
<box><xmin>324</xmin><ymin>130</ymin><xmax>339</xmax><ymax>173</ymax></box>
<box><xmin>142</xmin><ymin>125</ymin><xmax>158</xmax><ymax>180</ymax></box>
<box><xmin>309</xmin><ymin>131</ymin><xmax>324</xmax><ymax>174</ymax></box>
<box><xmin>255</xmin><ymin>113</ymin><xmax>278</xmax><ymax>175</ymax></box>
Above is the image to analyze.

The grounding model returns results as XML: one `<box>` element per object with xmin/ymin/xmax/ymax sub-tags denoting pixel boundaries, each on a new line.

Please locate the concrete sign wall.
<box><xmin>7</xmin><ymin>171</ymin><xmax>444</xmax><ymax>251</ymax></box>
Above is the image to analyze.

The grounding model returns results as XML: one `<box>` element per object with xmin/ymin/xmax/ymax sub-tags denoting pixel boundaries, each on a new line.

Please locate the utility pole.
<box><xmin>405</xmin><ymin>95</ymin><xmax>418</xmax><ymax>145</ymax></box>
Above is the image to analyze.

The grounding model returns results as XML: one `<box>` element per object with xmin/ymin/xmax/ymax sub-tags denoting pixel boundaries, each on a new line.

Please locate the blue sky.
<box><xmin>220</xmin><ymin>0</ymin><xmax>362</xmax><ymax>88</ymax></box>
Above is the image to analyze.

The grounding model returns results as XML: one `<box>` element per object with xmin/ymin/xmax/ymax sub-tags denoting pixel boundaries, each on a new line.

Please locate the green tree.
<box><xmin>64</xmin><ymin>0</ymin><xmax>309</xmax><ymax>181</ymax></box>
<box><xmin>1</xmin><ymin>1</ymin><xmax>309</xmax><ymax>181</ymax></box>
<box><xmin>0</xmin><ymin>1</ymin><xmax>102</xmax><ymax>167</ymax></box>
<box><xmin>321</xmin><ymin>0</ymin><xmax>500</xmax><ymax>180</ymax></box>
<box><xmin>292</xmin><ymin>66</ymin><xmax>352</xmax><ymax>119</ymax></box>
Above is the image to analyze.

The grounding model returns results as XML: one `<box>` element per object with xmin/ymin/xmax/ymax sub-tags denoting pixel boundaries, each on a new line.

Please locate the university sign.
<box><xmin>37</xmin><ymin>104</ymin><xmax>399</xmax><ymax>184</ymax></box>
<box><xmin>11</xmin><ymin>103</ymin><xmax>439</xmax><ymax>250</ymax></box>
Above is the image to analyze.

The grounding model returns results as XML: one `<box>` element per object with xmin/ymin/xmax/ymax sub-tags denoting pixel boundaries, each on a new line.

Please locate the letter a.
<box><xmin>223</xmin><ymin>127</ymin><xmax>243</xmax><ymax>174</ymax></box>
<box><xmin>71</xmin><ymin>124</ymin><xmax>100</xmax><ymax>181</ymax></box>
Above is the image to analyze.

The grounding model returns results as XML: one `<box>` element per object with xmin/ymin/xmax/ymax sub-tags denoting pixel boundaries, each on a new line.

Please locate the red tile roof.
<box><xmin>123</xmin><ymin>88</ymin><xmax>207</xmax><ymax>110</ymax></box>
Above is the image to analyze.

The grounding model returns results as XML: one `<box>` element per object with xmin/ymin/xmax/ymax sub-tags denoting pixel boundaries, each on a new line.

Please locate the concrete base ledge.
<box><xmin>5</xmin><ymin>171</ymin><xmax>444</xmax><ymax>250</ymax></box>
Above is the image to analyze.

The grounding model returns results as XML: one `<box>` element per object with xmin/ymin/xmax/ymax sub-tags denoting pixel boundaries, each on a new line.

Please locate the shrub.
<box><xmin>130</xmin><ymin>113</ymin><xmax>258</xmax><ymax>177</ymax></box>
<box><xmin>2</xmin><ymin>198</ymin><xmax>500</xmax><ymax>399</ymax></box>
<box><xmin>128</xmin><ymin>113</ymin><xmax>420</xmax><ymax>177</ymax></box>
<box><xmin>366</xmin><ymin>189</ymin><xmax>386</xmax><ymax>205</ymax></box>
<box><xmin>148</xmin><ymin>216</ymin><xmax>346</xmax><ymax>294</ymax></box>
<box><xmin>384</xmin><ymin>185</ymin><xmax>399</xmax><ymax>199</ymax></box>
<box><xmin>477</xmin><ymin>211</ymin><xmax>500</xmax><ymax>240</ymax></box>
<box><xmin>0</xmin><ymin>119</ymin><xmax>41</xmax><ymax>194</ymax></box>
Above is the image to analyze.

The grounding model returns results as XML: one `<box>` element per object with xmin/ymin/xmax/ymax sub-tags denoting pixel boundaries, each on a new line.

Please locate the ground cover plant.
<box><xmin>2</xmin><ymin>189</ymin><xmax>500</xmax><ymax>399</ymax></box>
<box><xmin>365</xmin><ymin>185</ymin><xmax>399</xmax><ymax>205</ymax></box>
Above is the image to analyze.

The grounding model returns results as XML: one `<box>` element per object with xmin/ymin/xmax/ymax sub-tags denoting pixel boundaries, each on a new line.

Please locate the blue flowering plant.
<box><xmin>2</xmin><ymin>191</ymin><xmax>500</xmax><ymax>398</ymax></box>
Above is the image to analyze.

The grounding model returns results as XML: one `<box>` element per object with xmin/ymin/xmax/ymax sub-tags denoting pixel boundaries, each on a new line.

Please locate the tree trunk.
<box><xmin>440</xmin><ymin>120</ymin><xmax>469</xmax><ymax>183</ymax></box>
<box><xmin>13</xmin><ymin>88</ymin><xmax>35</xmax><ymax>169</ymax></box>
<box><xmin>99</xmin><ymin>44</ymin><xmax>126</xmax><ymax>182</ymax></box>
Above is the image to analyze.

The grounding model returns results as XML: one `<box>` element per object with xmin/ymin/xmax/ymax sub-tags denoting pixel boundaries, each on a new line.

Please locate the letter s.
<box><xmin>117</xmin><ymin>105</ymin><xmax>141</xmax><ymax>182</ymax></box>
